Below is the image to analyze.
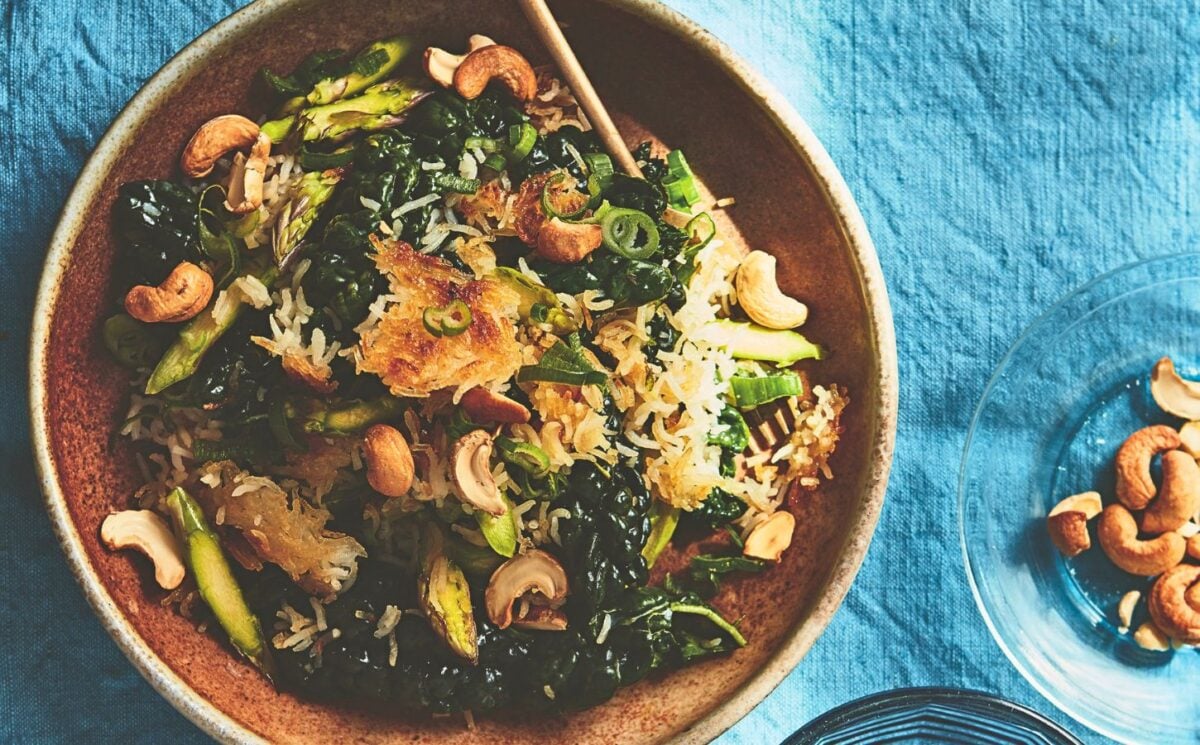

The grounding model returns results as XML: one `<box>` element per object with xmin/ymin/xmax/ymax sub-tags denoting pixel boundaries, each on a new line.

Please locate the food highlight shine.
<box><xmin>97</xmin><ymin>33</ymin><xmax>848</xmax><ymax>716</ymax></box>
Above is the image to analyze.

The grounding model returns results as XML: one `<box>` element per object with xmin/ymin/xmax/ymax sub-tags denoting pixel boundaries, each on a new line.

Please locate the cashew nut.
<box><xmin>535</xmin><ymin>218</ymin><xmax>603</xmax><ymax>264</ymax></box>
<box><xmin>743</xmin><ymin>511</ymin><xmax>796</xmax><ymax>562</ymax></box>
<box><xmin>1046</xmin><ymin>491</ymin><xmax>1102</xmax><ymax>557</ymax></box>
<box><xmin>735</xmin><ymin>251</ymin><xmax>809</xmax><ymax>330</ymax></box>
<box><xmin>100</xmin><ymin>510</ymin><xmax>186</xmax><ymax>590</ymax></box>
<box><xmin>460</xmin><ymin>387</ymin><xmax>530</xmax><ymax>424</ymax></box>
<box><xmin>453</xmin><ymin>45</ymin><xmax>539</xmax><ymax>101</ymax></box>
<box><xmin>1151</xmin><ymin>357</ymin><xmax>1200</xmax><ymax>420</ymax></box>
<box><xmin>1180</xmin><ymin>421</ymin><xmax>1200</xmax><ymax>458</ymax></box>
<box><xmin>1148</xmin><ymin>564</ymin><xmax>1200</xmax><ymax>644</ymax></box>
<box><xmin>514</xmin><ymin>604</ymin><xmax>569</xmax><ymax>631</ymax></box>
<box><xmin>363</xmin><ymin>424</ymin><xmax>415</xmax><ymax>498</ymax></box>
<box><xmin>424</xmin><ymin>35</ymin><xmax>496</xmax><ymax>88</ymax></box>
<box><xmin>224</xmin><ymin>133</ymin><xmax>271</xmax><ymax>215</ymax></box>
<box><xmin>1097</xmin><ymin>504</ymin><xmax>1185</xmax><ymax>576</ymax></box>
<box><xmin>1117</xmin><ymin>589</ymin><xmax>1140</xmax><ymax>632</ymax></box>
<box><xmin>484</xmin><ymin>549</ymin><xmax>569</xmax><ymax>630</ymax></box>
<box><xmin>450</xmin><ymin>430</ymin><xmax>507</xmax><ymax>516</ymax></box>
<box><xmin>1141</xmin><ymin>450</ymin><xmax>1200</xmax><ymax>534</ymax></box>
<box><xmin>123</xmin><ymin>261</ymin><xmax>214</xmax><ymax>323</ymax></box>
<box><xmin>180</xmin><ymin>114</ymin><xmax>261</xmax><ymax>178</ymax></box>
<box><xmin>1132</xmin><ymin>620</ymin><xmax>1172</xmax><ymax>651</ymax></box>
<box><xmin>1115</xmin><ymin>425</ymin><xmax>1182</xmax><ymax>510</ymax></box>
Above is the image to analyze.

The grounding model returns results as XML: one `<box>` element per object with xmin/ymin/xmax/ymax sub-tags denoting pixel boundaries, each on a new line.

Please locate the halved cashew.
<box><xmin>743</xmin><ymin>511</ymin><xmax>796</xmax><ymax>562</ymax></box>
<box><xmin>1141</xmin><ymin>450</ymin><xmax>1200</xmax><ymax>534</ymax></box>
<box><xmin>460</xmin><ymin>387</ymin><xmax>530</xmax><ymax>424</ymax></box>
<box><xmin>485</xmin><ymin>549</ymin><xmax>569</xmax><ymax>630</ymax></box>
<box><xmin>363</xmin><ymin>424</ymin><xmax>415</xmax><ymax>498</ymax></box>
<box><xmin>224</xmin><ymin>133</ymin><xmax>271</xmax><ymax>215</ymax></box>
<box><xmin>1133</xmin><ymin>620</ymin><xmax>1171</xmax><ymax>651</ymax></box>
<box><xmin>1151</xmin><ymin>357</ymin><xmax>1200</xmax><ymax>420</ymax></box>
<box><xmin>735</xmin><ymin>251</ymin><xmax>809</xmax><ymax>330</ymax></box>
<box><xmin>535</xmin><ymin>218</ymin><xmax>603</xmax><ymax>264</ymax></box>
<box><xmin>453</xmin><ymin>45</ymin><xmax>538</xmax><ymax>101</ymax></box>
<box><xmin>424</xmin><ymin>35</ymin><xmax>496</xmax><ymax>88</ymax></box>
<box><xmin>1097</xmin><ymin>504</ymin><xmax>1185</xmax><ymax>575</ymax></box>
<box><xmin>514</xmin><ymin>604</ymin><xmax>569</xmax><ymax>631</ymax></box>
<box><xmin>1046</xmin><ymin>491</ymin><xmax>1102</xmax><ymax>557</ymax></box>
<box><xmin>124</xmin><ymin>261</ymin><xmax>214</xmax><ymax>323</ymax></box>
<box><xmin>180</xmin><ymin>114</ymin><xmax>261</xmax><ymax>178</ymax></box>
<box><xmin>1115</xmin><ymin>425</ymin><xmax>1182</xmax><ymax>510</ymax></box>
<box><xmin>1117</xmin><ymin>590</ymin><xmax>1140</xmax><ymax>632</ymax></box>
<box><xmin>100</xmin><ymin>510</ymin><xmax>186</xmax><ymax>590</ymax></box>
<box><xmin>450</xmin><ymin>430</ymin><xmax>506</xmax><ymax>515</ymax></box>
<box><xmin>1148</xmin><ymin>564</ymin><xmax>1200</xmax><ymax>644</ymax></box>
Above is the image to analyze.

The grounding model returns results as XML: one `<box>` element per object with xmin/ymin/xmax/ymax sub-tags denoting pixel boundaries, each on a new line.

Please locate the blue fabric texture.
<box><xmin>4</xmin><ymin>0</ymin><xmax>1195</xmax><ymax>742</ymax></box>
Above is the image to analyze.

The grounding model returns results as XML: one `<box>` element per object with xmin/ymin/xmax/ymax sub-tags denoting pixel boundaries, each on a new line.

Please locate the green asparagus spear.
<box><xmin>492</xmin><ymin>267</ymin><xmax>578</xmax><ymax>334</ymax></box>
<box><xmin>145</xmin><ymin>268</ymin><xmax>279</xmax><ymax>395</ymax></box>
<box><xmin>475</xmin><ymin>494</ymin><xmax>519</xmax><ymax>558</ymax></box>
<box><xmin>292</xmin><ymin>395</ymin><xmax>405</xmax><ymax>435</ymax></box>
<box><xmin>417</xmin><ymin>522</ymin><xmax>479</xmax><ymax>663</ymax></box>
<box><xmin>261</xmin><ymin>80</ymin><xmax>428</xmax><ymax>145</ymax></box>
<box><xmin>273</xmin><ymin>168</ymin><xmax>344</xmax><ymax>266</ymax></box>
<box><xmin>307</xmin><ymin>36</ymin><xmax>412</xmax><ymax>105</ymax></box>
<box><xmin>165</xmin><ymin>487</ymin><xmax>274</xmax><ymax>677</ymax></box>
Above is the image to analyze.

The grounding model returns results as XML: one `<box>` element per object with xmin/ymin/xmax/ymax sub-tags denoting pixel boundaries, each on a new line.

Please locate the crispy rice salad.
<box><xmin>99</xmin><ymin>35</ymin><xmax>848</xmax><ymax>715</ymax></box>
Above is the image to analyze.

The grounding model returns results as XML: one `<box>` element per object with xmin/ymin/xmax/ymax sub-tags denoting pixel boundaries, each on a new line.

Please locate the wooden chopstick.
<box><xmin>516</xmin><ymin>0</ymin><xmax>644</xmax><ymax>177</ymax></box>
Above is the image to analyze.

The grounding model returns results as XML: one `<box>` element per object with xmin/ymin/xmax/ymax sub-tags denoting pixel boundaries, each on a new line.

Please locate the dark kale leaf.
<box><xmin>112</xmin><ymin>180</ymin><xmax>202</xmax><ymax>288</ymax></box>
<box><xmin>687</xmin><ymin>554</ymin><xmax>767</xmax><ymax>597</ymax></box>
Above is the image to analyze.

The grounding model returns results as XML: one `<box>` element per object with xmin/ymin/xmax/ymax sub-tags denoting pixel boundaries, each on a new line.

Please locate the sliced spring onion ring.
<box><xmin>729</xmin><ymin>372</ymin><xmax>803</xmax><ymax>409</ymax></box>
<box><xmin>464</xmin><ymin>136</ymin><xmax>503</xmax><ymax>153</ymax></box>
<box><xmin>662</xmin><ymin>149</ymin><xmax>702</xmax><ymax>209</ymax></box>
<box><xmin>600</xmin><ymin>207</ymin><xmax>660</xmax><ymax>259</ymax></box>
<box><xmin>507</xmin><ymin>122</ymin><xmax>537</xmax><ymax>163</ymax></box>
<box><xmin>540</xmin><ymin>173</ymin><xmax>590</xmax><ymax>220</ymax></box>
<box><xmin>422</xmin><ymin>300</ymin><xmax>472</xmax><ymax>337</ymax></box>
<box><xmin>584</xmin><ymin>152</ymin><xmax>614</xmax><ymax>189</ymax></box>
<box><xmin>495</xmin><ymin>437</ymin><xmax>551</xmax><ymax>477</ymax></box>
<box><xmin>482</xmin><ymin>153</ymin><xmax>507</xmax><ymax>172</ymax></box>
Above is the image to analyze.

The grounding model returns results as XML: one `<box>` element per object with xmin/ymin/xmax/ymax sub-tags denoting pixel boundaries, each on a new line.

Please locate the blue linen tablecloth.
<box><xmin>4</xmin><ymin>0</ymin><xmax>1196</xmax><ymax>741</ymax></box>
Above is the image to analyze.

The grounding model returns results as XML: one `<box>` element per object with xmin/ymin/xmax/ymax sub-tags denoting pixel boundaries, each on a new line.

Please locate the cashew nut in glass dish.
<box><xmin>93</xmin><ymin>30</ymin><xmax>852</xmax><ymax>717</ymax></box>
<box><xmin>1046</xmin><ymin>356</ymin><xmax>1200</xmax><ymax>654</ymax></box>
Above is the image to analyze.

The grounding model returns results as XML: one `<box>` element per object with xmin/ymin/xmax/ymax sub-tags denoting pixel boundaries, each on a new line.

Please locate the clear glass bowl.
<box><xmin>960</xmin><ymin>254</ymin><xmax>1200</xmax><ymax>743</ymax></box>
<box><xmin>785</xmin><ymin>687</ymin><xmax>1080</xmax><ymax>744</ymax></box>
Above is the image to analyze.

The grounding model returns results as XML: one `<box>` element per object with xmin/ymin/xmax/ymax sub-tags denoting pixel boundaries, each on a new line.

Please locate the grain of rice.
<box><xmin>595</xmin><ymin>613</ymin><xmax>613</xmax><ymax>644</ymax></box>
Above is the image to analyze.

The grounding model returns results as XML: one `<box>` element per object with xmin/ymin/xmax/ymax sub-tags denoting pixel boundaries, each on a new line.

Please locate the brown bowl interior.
<box><xmin>38</xmin><ymin>1</ymin><xmax>887</xmax><ymax>742</ymax></box>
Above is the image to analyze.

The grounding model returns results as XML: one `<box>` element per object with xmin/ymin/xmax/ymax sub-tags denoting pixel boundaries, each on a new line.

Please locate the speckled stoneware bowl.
<box><xmin>29</xmin><ymin>1</ymin><xmax>897</xmax><ymax>742</ymax></box>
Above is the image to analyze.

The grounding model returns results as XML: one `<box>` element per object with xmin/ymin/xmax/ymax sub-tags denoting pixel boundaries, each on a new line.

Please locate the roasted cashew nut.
<box><xmin>424</xmin><ymin>35</ymin><xmax>496</xmax><ymax>88</ymax></box>
<box><xmin>453</xmin><ymin>45</ymin><xmax>538</xmax><ymax>101</ymax></box>
<box><xmin>1151</xmin><ymin>357</ymin><xmax>1200</xmax><ymax>420</ymax></box>
<box><xmin>123</xmin><ymin>261</ymin><xmax>214</xmax><ymax>323</ymax></box>
<box><xmin>450</xmin><ymin>430</ymin><xmax>506</xmax><ymax>515</ymax></box>
<box><xmin>180</xmin><ymin>114</ymin><xmax>261</xmax><ymax>178</ymax></box>
<box><xmin>224</xmin><ymin>133</ymin><xmax>271</xmax><ymax>215</ymax></box>
<box><xmin>1115</xmin><ymin>425</ymin><xmax>1182</xmax><ymax>510</ymax></box>
<box><xmin>1097</xmin><ymin>503</ymin><xmax>1185</xmax><ymax>576</ymax></box>
<box><xmin>485</xmin><ymin>549</ymin><xmax>569</xmax><ymax>630</ymax></box>
<box><xmin>743</xmin><ymin>510</ymin><xmax>796</xmax><ymax>562</ymax></box>
<box><xmin>460</xmin><ymin>387</ymin><xmax>530</xmax><ymax>424</ymax></box>
<box><xmin>1148</xmin><ymin>564</ymin><xmax>1200</xmax><ymax>644</ymax></box>
<box><xmin>1046</xmin><ymin>491</ymin><xmax>1103</xmax><ymax>557</ymax></box>
<box><xmin>534</xmin><ymin>218</ymin><xmax>603</xmax><ymax>264</ymax></box>
<box><xmin>735</xmin><ymin>251</ymin><xmax>809</xmax><ymax>329</ymax></box>
<box><xmin>1141</xmin><ymin>450</ymin><xmax>1200</xmax><ymax>534</ymax></box>
<box><xmin>363</xmin><ymin>424</ymin><xmax>415</xmax><ymax>498</ymax></box>
<box><xmin>100</xmin><ymin>510</ymin><xmax>186</xmax><ymax>590</ymax></box>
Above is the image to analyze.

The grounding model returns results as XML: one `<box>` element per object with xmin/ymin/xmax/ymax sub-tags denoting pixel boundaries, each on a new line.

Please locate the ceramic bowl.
<box><xmin>29</xmin><ymin>1</ymin><xmax>897</xmax><ymax>742</ymax></box>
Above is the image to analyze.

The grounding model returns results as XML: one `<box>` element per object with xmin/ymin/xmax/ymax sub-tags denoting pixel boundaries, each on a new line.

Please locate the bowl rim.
<box><xmin>957</xmin><ymin>253</ymin><xmax>1200</xmax><ymax>745</ymax></box>
<box><xmin>27</xmin><ymin>1</ymin><xmax>898</xmax><ymax>742</ymax></box>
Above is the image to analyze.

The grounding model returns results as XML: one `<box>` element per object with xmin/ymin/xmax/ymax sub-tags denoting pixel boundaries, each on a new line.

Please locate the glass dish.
<box><xmin>960</xmin><ymin>254</ymin><xmax>1200</xmax><ymax>743</ymax></box>
<box><xmin>786</xmin><ymin>687</ymin><xmax>1080</xmax><ymax>744</ymax></box>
